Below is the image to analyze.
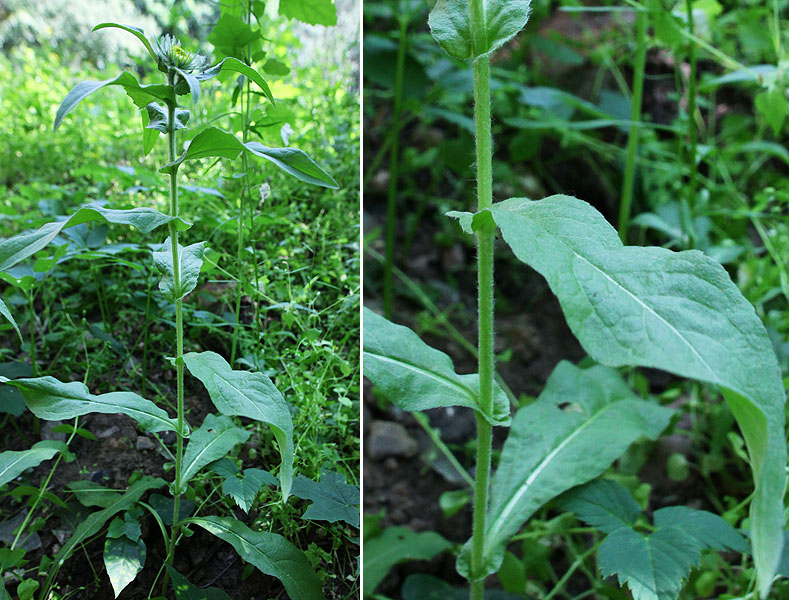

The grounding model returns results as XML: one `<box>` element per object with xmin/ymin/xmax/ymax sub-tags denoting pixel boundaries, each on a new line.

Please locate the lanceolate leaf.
<box><xmin>460</xmin><ymin>361</ymin><xmax>673</xmax><ymax>578</ymax></box>
<box><xmin>290</xmin><ymin>469</ymin><xmax>360</xmax><ymax>527</ymax></box>
<box><xmin>182</xmin><ymin>351</ymin><xmax>294</xmax><ymax>500</ymax></box>
<box><xmin>179</xmin><ymin>414</ymin><xmax>250</xmax><ymax>494</ymax></box>
<box><xmin>189</xmin><ymin>516</ymin><xmax>324</xmax><ymax>600</ymax></box>
<box><xmin>92</xmin><ymin>23</ymin><xmax>156</xmax><ymax>62</ymax></box>
<box><xmin>152</xmin><ymin>238</ymin><xmax>205</xmax><ymax>301</ymax></box>
<box><xmin>1</xmin><ymin>376</ymin><xmax>182</xmax><ymax>434</ymax></box>
<box><xmin>54</xmin><ymin>72</ymin><xmax>175</xmax><ymax>131</ymax></box>
<box><xmin>0</xmin><ymin>297</ymin><xmax>21</xmax><ymax>342</ymax></box>
<box><xmin>0</xmin><ymin>440</ymin><xmax>66</xmax><ymax>488</ymax></box>
<box><xmin>486</xmin><ymin>195</ymin><xmax>786</xmax><ymax>596</ymax></box>
<box><xmin>44</xmin><ymin>477</ymin><xmax>165</xmax><ymax>595</ymax></box>
<box><xmin>198</xmin><ymin>57</ymin><xmax>275</xmax><ymax>106</ymax></box>
<box><xmin>160</xmin><ymin>127</ymin><xmax>339</xmax><ymax>189</ymax></box>
<box><xmin>0</xmin><ymin>204</ymin><xmax>190</xmax><ymax>272</ymax></box>
<box><xmin>558</xmin><ymin>478</ymin><xmax>641</xmax><ymax>534</ymax></box>
<box><xmin>363</xmin><ymin>307</ymin><xmax>511</xmax><ymax>426</ymax></box>
<box><xmin>429</xmin><ymin>0</ymin><xmax>532</xmax><ymax>60</ymax></box>
<box><xmin>104</xmin><ymin>536</ymin><xmax>146</xmax><ymax>598</ymax></box>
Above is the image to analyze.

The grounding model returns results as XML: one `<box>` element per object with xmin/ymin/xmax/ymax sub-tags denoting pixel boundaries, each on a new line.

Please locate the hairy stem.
<box><xmin>469</xmin><ymin>0</ymin><xmax>495</xmax><ymax>596</ymax></box>
<box><xmin>618</xmin><ymin>9</ymin><xmax>647</xmax><ymax>241</ymax></box>
<box><xmin>383</xmin><ymin>13</ymin><xmax>408</xmax><ymax>319</ymax></box>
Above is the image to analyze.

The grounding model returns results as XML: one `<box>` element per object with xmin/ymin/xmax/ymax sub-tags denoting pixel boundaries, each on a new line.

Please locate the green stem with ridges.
<box><xmin>618</xmin><ymin>9</ymin><xmax>647</xmax><ymax>241</ymax></box>
<box><xmin>469</xmin><ymin>0</ymin><xmax>495</xmax><ymax>596</ymax></box>
<box><xmin>683</xmin><ymin>0</ymin><xmax>697</xmax><ymax>248</ymax></box>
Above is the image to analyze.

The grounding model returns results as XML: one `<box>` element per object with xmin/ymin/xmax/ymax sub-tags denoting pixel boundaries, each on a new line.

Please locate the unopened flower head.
<box><xmin>153</xmin><ymin>34</ymin><xmax>207</xmax><ymax>73</ymax></box>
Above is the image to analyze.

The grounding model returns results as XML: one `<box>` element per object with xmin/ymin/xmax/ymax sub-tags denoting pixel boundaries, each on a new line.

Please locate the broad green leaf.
<box><xmin>43</xmin><ymin>477</ymin><xmax>165</xmax><ymax>594</ymax></box>
<box><xmin>755</xmin><ymin>87</ymin><xmax>787</xmax><ymax>136</ymax></box>
<box><xmin>0</xmin><ymin>204</ymin><xmax>190</xmax><ymax>272</ymax></box>
<box><xmin>179</xmin><ymin>414</ymin><xmax>250</xmax><ymax>494</ymax></box>
<box><xmin>104</xmin><ymin>535</ymin><xmax>146</xmax><ymax>598</ymax></box>
<box><xmin>2</xmin><ymin>376</ymin><xmax>181</xmax><ymax>434</ymax></box>
<box><xmin>428</xmin><ymin>0</ymin><xmax>532</xmax><ymax>60</ymax></box>
<box><xmin>559</xmin><ymin>479</ymin><xmax>641</xmax><ymax>534</ymax></box>
<box><xmin>487</xmin><ymin>195</ymin><xmax>786</xmax><ymax>596</ymax></box>
<box><xmin>0</xmin><ymin>297</ymin><xmax>21</xmax><ymax>342</ymax></box>
<box><xmin>207</xmin><ymin>14</ymin><xmax>260</xmax><ymax>56</ymax></box>
<box><xmin>54</xmin><ymin>72</ymin><xmax>175</xmax><ymax>131</ymax></box>
<box><xmin>16</xmin><ymin>580</ymin><xmax>38</xmax><ymax>600</ymax></box>
<box><xmin>279</xmin><ymin>0</ymin><xmax>338</xmax><ymax>26</ymax></box>
<box><xmin>363</xmin><ymin>527</ymin><xmax>452</xmax><ymax>597</ymax></box>
<box><xmin>215</xmin><ymin>465</ymin><xmax>277</xmax><ymax>513</ymax></box>
<box><xmin>174</xmin><ymin>67</ymin><xmax>201</xmax><ymax>104</ymax></box>
<box><xmin>148</xmin><ymin>494</ymin><xmax>197</xmax><ymax>526</ymax></box>
<box><xmin>199</xmin><ymin>57</ymin><xmax>274</xmax><ymax>106</ymax></box>
<box><xmin>363</xmin><ymin>308</ymin><xmax>511</xmax><ymax>426</ymax></box>
<box><xmin>92</xmin><ymin>23</ymin><xmax>156</xmax><ymax>61</ymax></box>
<box><xmin>0</xmin><ymin>440</ymin><xmax>65</xmax><ymax>488</ymax></box>
<box><xmin>107</xmin><ymin>514</ymin><xmax>142</xmax><ymax>541</ymax></box>
<box><xmin>67</xmin><ymin>480</ymin><xmax>119</xmax><ymax>508</ymax></box>
<box><xmin>599</xmin><ymin>526</ymin><xmax>701</xmax><ymax>600</ymax></box>
<box><xmin>189</xmin><ymin>516</ymin><xmax>324</xmax><ymax>600</ymax></box>
<box><xmin>461</xmin><ymin>361</ymin><xmax>673</xmax><ymax>578</ymax></box>
<box><xmin>167</xmin><ymin>566</ymin><xmax>232</xmax><ymax>600</ymax></box>
<box><xmin>183</xmin><ymin>351</ymin><xmax>294</xmax><ymax>500</ymax></box>
<box><xmin>653</xmin><ymin>506</ymin><xmax>748</xmax><ymax>553</ymax></box>
<box><xmin>152</xmin><ymin>238</ymin><xmax>205</xmax><ymax>301</ymax></box>
<box><xmin>161</xmin><ymin>127</ymin><xmax>338</xmax><ymax>188</ymax></box>
<box><xmin>145</xmin><ymin>102</ymin><xmax>190</xmax><ymax>133</ymax></box>
<box><xmin>290</xmin><ymin>469</ymin><xmax>360</xmax><ymax>527</ymax></box>
<box><xmin>0</xmin><ymin>578</ymin><xmax>6</xmax><ymax>600</ymax></box>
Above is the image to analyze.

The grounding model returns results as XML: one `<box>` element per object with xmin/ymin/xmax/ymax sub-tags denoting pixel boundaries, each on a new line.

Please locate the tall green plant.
<box><xmin>0</xmin><ymin>22</ymin><xmax>337</xmax><ymax>600</ymax></box>
<box><xmin>364</xmin><ymin>1</ymin><xmax>786</xmax><ymax>599</ymax></box>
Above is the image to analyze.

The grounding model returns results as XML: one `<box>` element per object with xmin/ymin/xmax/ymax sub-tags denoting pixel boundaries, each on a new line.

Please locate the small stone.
<box><xmin>41</xmin><ymin>421</ymin><xmax>66</xmax><ymax>442</ymax></box>
<box><xmin>367</xmin><ymin>421</ymin><xmax>418</xmax><ymax>459</ymax></box>
<box><xmin>135</xmin><ymin>436</ymin><xmax>156</xmax><ymax>451</ymax></box>
<box><xmin>97</xmin><ymin>426</ymin><xmax>120</xmax><ymax>439</ymax></box>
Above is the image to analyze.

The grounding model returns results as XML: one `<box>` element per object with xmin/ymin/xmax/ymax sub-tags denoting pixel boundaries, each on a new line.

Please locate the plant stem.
<box><xmin>618</xmin><ymin>8</ymin><xmax>647</xmax><ymax>241</ymax></box>
<box><xmin>383</xmin><ymin>13</ymin><xmax>408</xmax><ymax>319</ymax></box>
<box><xmin>683</xmin><ymin>0</ymin><xmax>697</xmax><ymax>248</ymax></box>
<box><xmin>469</xmin><ymin>0</ymin><xmax>495</xmax><ymax>595</ymax></box>
<box><xmin>163</xmin><ymin>74</ymin><xmax>185</xmax><ymax>594</ymax></box>
<box><xmin>27</xmin><ymin>292</ymin><xmax>37</xmax><ymax>376</ymax></box>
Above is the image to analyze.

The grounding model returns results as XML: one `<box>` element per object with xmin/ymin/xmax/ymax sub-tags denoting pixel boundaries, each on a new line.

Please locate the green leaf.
<box><xmin>754</xmin><ymin>87</ymin><xmax>787</xmax><ymax>136</ymax></box>
<box><xmin>174</xmin><ymin>67</ymin><xmax>201</xmax><ymax>104</ymax></box>
<box><xmin>487</xmin><ymin>195</ymin><xmax>786</xmax><ymax>596</ymax></box>
<box><xmin>183</xmin><ymin>351</ymin><xmax>294</xmax><ymax>500</ymax></box>
<box><xmin>363</xmin><ymin>527</ymin><xmax>452</xmax><ymax>597</ymax></box>
<box><xmin>16</xmin><ymin>579</ymin><xmax>38</xmax><ymax>600</ymax></box>
<box><xmin>558</xmin><ymin>479</ymin><xmax>641</xmax><ymax>534</ymax></box>
<box><xmin>43</xmin><ymin>477</ymin><xmax>165</xmax><ymax>595</ymax></box>
<box><xmin>461</xmin><ymin>361</ymin><xmax>673</xmax><ymax>578</ymax></box>
<box><xmin>199</xmin><ymin>57</ymin><xmax>274</xmax><ymax>106</ymax></box>
<box><xmin>207</xmin><ymin>14</ymin><xmax>260</xmax><ymax>55</ymax></box>
<box><xmin>104</xmin><ymin>535</ymin><xmax>146</xmax><ymax>598</ymax></box>
<box><xmin>0</xmin><ymin>297</ymin><xmax>21</xmax><ymax>342</ymax></box>
<box><xmin>67</xmin><ymin>480</ymin><xmax>119</xmax><ymax>508</ymax></box>
<box><xmin>92</xmin><ymin>23</ymin><xmax>156</xmax><ymax>62</ymax></box>
<box><xmin>142</xmin><ymin>109</ymin><xmax>159</xmax><ymax>157</ymax></box>
<box><xmin>2</xmin><ymin>376</ymin><xmax>182</xmax><ymax>434</ymax></box>
<box><xmin>211</xmin><ymin>462</ymin><xmax>277</xmax><ymax>513</ymax></box>
<box><xmin>179</xmin><ymin>414</ymin><xmax>250</xmax><ymax>494</ymax></box>
<box><xmin>0</xmin><ymin>577</ymin><xmax>7</xmax><ymax>600</ymax></box>
<box><xmin>279</xmin><ymin>0</ymin><xmax>337</xmax><ymax>26</ymax></box>
<box><xmin>167</xmin><ymin>566</ymin><xmax>232</xmax><ymax>600</ymax></box>
<box><xmin>0</xmin><ymin>440</ymin><xmax>65</xmax><ymax>488</ymax></box>
<box><xmin>188</xmin><ymin>516</ymin><xmax>324</xmax><ymax>600</ymax></box>
<box><xmin>0</xmin><ymin>204</ymin><xmax>190</xmax><ymax>272</ymax></box>
<box><xmin>653</xmin><ymin>506</ymin><xmax>748</xmax><ymax>553</ymax></box>
<box><xmin>362</xmin><ymin>307</ymin><xmax>511</xmax><ymax>426</ymax></box>
<box><xmin>148</xmin><ymin>494</ymin><xmax>197</xmax><ymax>526</ymax></box>
<box><xmin>54</xmin><ymin>72</ymin><xmax>175</xmax><ymax>131</ymax></box>
<box><xmin>145</xmin><ymin>102</ymin><xmax>190</xmax><ymax>133</ymax></box>
<box><xmin>152</xmin><ymin>238</ymin><xmax>205</xmax><ymax>301</ymax></box>
<box><xmin>428</xmin><ymin>0</ymin><xmax>532</xmax><ymax>60</ymax></box>
<box><xmin>161</xmin><ymin>127</ymin><xmax>338</xmax><ymax>188</ymax></box>
<box><xmin>290</xmin><ymin>469</ymin><xmax>360</xmax><ymax>527</ymax></box>
<box><xmin>599</xmin><ymin>526</ymin><xmax>701</xmax><ymax>600</ymax></box>
<box><xmin>106</xmin><ymin>514</ymin><xmax>142</xmax><ymax>542</ymax></box>
<box><xmin>263</xmin><ymin>58</ymin><xmax>291</xmax><ymax>76</ymax></box>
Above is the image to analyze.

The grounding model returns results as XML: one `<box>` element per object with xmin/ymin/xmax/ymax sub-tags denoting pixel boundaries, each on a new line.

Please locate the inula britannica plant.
<box><xmin>363</xmin><ymin>1</ymin><xmax>787</xmax><ymax>599</ymax></box>
<box><xmin>0</xmin><ymin>21</ymin><xmax>340</xmax><ymax>600</ymax></box>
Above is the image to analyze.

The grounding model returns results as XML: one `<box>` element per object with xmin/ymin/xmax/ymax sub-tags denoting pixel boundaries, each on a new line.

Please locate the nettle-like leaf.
<box><xmin>279</xmin><ymin>0</ymin><xmax>338</xmax><ymax>26</ymax></box>
<box><xmin>160</xmin><ymin>127</ymin><xmax>338</xmax><ymax>188</ymax></box>
<box><xmin>290</xmin><ymin>468</ymin><xmax>360</xmax><ymax>527</ymax></box>
<box><xmin>0</xmin><ymin>203</ymin><xmax>190</xmax><ymax>272</ymax></box>
<box><xmin>209</xmin><ymin>458</ymin><xmax>277</xmax><ymax>513</ymax></box>
<box><xmin>188</xmin><ymin>516</ymin><xmax>324</xmax><ymax>600</ymax></box>
<box><xmin>363</xmin><ymin>307</ymin><xmax>511</xmax><ymax>426</ymax></box>
<box><xmin>464</xmin><ymin>194</ymin><xmax>786</xmax><ymax>596</ymax></box>
<box><xmin>363</xmin><ymin>527</ymin><xmax>452</xmax><ymax>597</ymax></box>
<box><xmin>54</xmin><ymin>72</ymin><xmax>175</xmax><ymax>131</ymax></box>
<box><xmin>458</xmin><ymin>361</ymin><xmax>673</xmax><ymax>578</ymax></box>
<box><xmin>1</xmin><ymin>376</ymin><xmax>182</xmax><ymax>434</ymax></box>
<box><xmin>428</xmin><ymin>0</ymin><xmax>532</xmax><ymax>60</ymax></box>
<box><xmin>0</xmin><ymin>440</ymin><xmax>67</xmax><ymax>488</ymax></box>
<box><xmin>104</xmin><ymin>535</ymin><xmax>146</xmax><ymax>598</ymax></box>
<box><xmin>179</xmin><ymin>414</ymin><xmax>250</xmax><ymax>494</ymax></box>
<box><xmin>558</xmin><ymin>478</ymin><xmax>641</xmax><ymax>534</ymax></box>
<box><xmin>145</xmin><ymin>102</ymin><xmax>190</xmax><ymax>133</ymax></box>
<box><xmin>152</xmin><ymin>238</ymin><xmax>205</xmax><ymax>302</ymax></box>
<box><xmin>183</xmin><ymin>351</ymin><xmax>294</xmax><ymax>500</ymax></box>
